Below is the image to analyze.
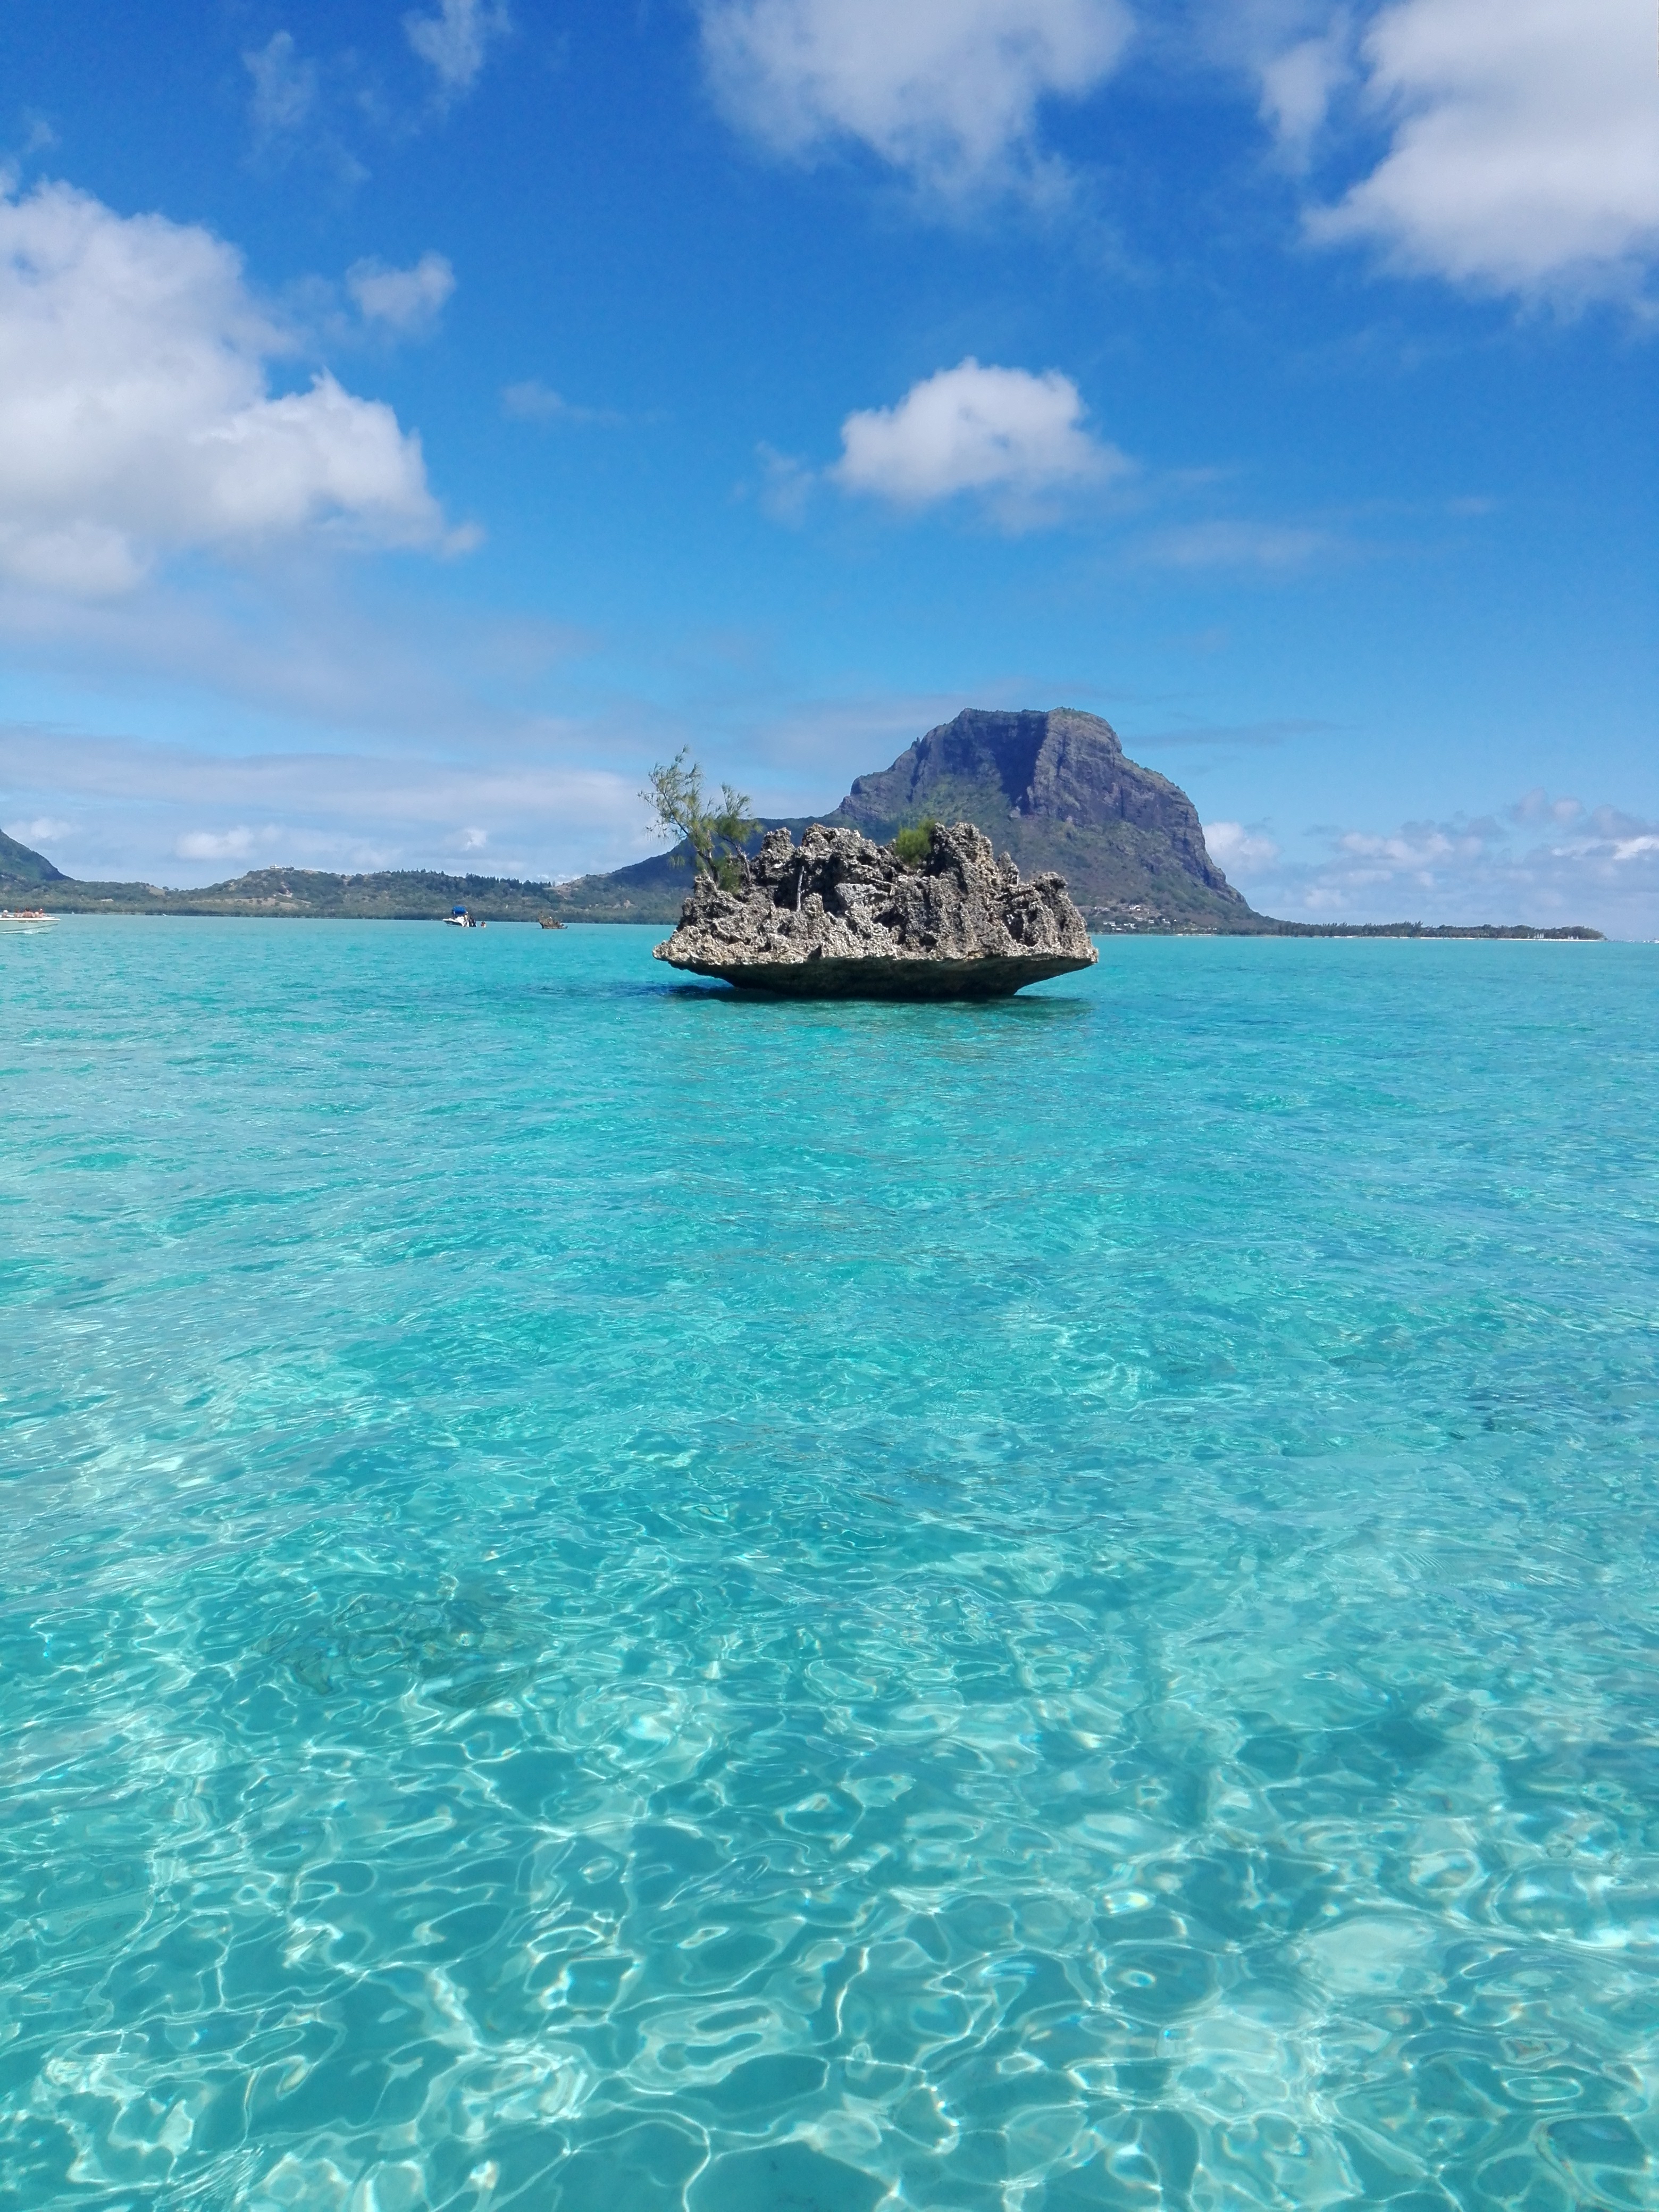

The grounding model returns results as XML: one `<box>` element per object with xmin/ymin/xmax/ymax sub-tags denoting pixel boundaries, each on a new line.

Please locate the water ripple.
<box><xmin>1</xmin><ymin>923</ymin><xmax>1656</xmax><ymax>2208</ymax></box>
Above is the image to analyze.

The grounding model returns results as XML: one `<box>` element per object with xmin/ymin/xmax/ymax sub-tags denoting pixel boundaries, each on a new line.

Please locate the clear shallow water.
<box><xmin>2</xmin><ymin>920</ymin><xmax>1656</xmax><ymax>2212</ymax></box>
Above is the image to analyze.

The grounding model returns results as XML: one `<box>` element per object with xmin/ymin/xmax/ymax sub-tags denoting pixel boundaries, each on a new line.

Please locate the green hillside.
<box><xmin>0</xmin><ymin>827</ymin><xmax>66</xmax><ymax>888</ymax></box>
<box><xmin>14</xmin><ymin>865</ymin><xmax>564</xmax><ymax>921</ymax></box>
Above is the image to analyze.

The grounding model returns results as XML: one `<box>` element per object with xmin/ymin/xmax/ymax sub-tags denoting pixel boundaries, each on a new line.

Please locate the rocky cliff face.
<box><xmin>654</xmin><ymin>820</ymin><xmax>1097</xmax><ymax>998</ymax></box>
<box><xmin>831</xmin><ymin>707</ymin><xmax>1245</xmax><ymax>925</ymax></box>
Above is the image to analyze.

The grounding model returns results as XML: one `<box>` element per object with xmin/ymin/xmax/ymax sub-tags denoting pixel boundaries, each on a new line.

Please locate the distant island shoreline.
<box><xmin>8</xmin><ymin>902</ymin><xmax>1605</xmax><ymax>942</ymax></box>
<box><xmin>3</xmin><ymin>708</ymin><xmax>1606</xmax><ymax>941</ymax></box>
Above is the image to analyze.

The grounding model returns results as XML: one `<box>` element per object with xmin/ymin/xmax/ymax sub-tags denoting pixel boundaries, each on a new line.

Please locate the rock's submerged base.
<box><xmin>654</xmin><ymin>822</ymin><xmax>1097</xmax><ymax>999</ymax></box>
<box><xmin>670</xmin><ymin>951</ymin><xmax>1094</xmax><ymax>999</ymax></box>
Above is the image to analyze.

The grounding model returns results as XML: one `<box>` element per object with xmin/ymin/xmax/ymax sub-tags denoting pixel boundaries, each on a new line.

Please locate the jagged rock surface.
<box><xmin>653</xmin><ymin>822</ymin><xmax>1098</xmax><ymax>998</ymax></box>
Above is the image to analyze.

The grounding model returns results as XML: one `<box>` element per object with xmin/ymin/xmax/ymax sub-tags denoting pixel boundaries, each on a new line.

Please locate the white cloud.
<box><xmin>831</xmin><ymin>359</ymin><xmax>1126</xmax><ymax>516</ymax></box>
<box><xmin>1309</xmin><ymin>0</ymin><xmax>1659</xmax><ymax>298</ymax></box>
<box><xmin>347</xmin><ymin>252</ymin><xmax>456</xmax><ymax>336</ymax></box>
<box><xmin>7</xmin><ymin>814</ymin><xmax>72</xmax><ymax>845</ymax></box>
<box><xmin>1332</xmin><ymin>821</ymin><xmax>1481</xmax><ymax>877</ymax></box>
<box><xmin>405</xmin><ymin>0</ymin><xmax>512</xmax><ymax>97</ymax></box>
<box><xmin>245</xmin><ymin>30</ymin><xmax>318</xmax><ymax>139</ymax></box>
<box><xmin>698</xmin><ymin>0</ymin><xmax>1133</xmax><ymax>194</ymax></box>
<box><xmin>1202</xmin><ymin>819</ymin><xmax>1281</xmax><ymax>873</ymax></box>
<box><xmin>1241</xmin><ymin>793</ymin><xmax>1659</xmax><ymax>936</ymax></box>
<box><xmin>1511</xmin><ymin>786</ymin><xmax>1583</xmax><ymax>828</ymax></box>
<box><xmin>0</xmin><ymin>180</ymin><xmax>453</xmax><ymax>596</ymax></box>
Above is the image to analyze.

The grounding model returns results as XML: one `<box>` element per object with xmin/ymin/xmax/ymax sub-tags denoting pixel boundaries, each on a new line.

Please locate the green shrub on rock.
<box><xmin>891</xmin><ymin>819</ymin><xmax>937</xmax><ymax>871</ymax></box>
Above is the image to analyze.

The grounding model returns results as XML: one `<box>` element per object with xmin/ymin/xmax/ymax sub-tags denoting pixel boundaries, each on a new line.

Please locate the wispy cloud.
<box><xmin>245</xmin><ymin>30</ymin><xmax>319</xmax><ymax>140</ymax></box>
<box><xmin>501</xmin><ymin>381</ymin><xmax>626</xmax><ymax>427</ymax></box>
<box><xmin>755</xmin><ymin>443</ymin><xmax>816</xmax><ymax>525</ymax></box>
<box><xmin>0</xmin><ymin>561</ymin><xmax>586</xmax><ymax>752</ymax></box>
<box><xmin>245</xmin><ymin>8</ymin><xmax>508</xmax><ymax>174</ymax></box>
<box><xmin>1142</xmin><ymin>520</ymin><xmax>1338</xmax><ymax>570</ymax></box>
<box><xmin>1257</xmin><ymin>16</ymin><xmax>1352</xmax><ymax>170</ymax></box>
<box><xmin>404</xmin><ymin>0</ymin><xmax>512</xmax><ymax>100</ymax></box>
<box><xmin>1221</xmin><ymin>789</ymin><xmax>1659</xmax><ymax>937</ymax></box>
<box><xmin>1133</xmin><ymin>717</ymin><xmax>1337</xmax><ymax>750</ymax></box>
<box><xmin>0</xmin><ymin>721</ymin><xmax>642</xmax><ymax>887</ymax></box>
<box><xmin>242</xmin><ymin>29</ymin><xmax>368</xmax><ymax>185</ymax></box>
<box><xmin>174</xmin><ymin>826</ymin><xmax>267</xmax><ymax>862</ymax></box>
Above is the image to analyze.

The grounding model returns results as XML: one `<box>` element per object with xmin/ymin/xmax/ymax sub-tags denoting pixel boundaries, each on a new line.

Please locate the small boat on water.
<box><xmin>539</xmin><ymin>916</ymin><xmax>564</xmax><ymax>929</ymax></box>
<box><xmin>0</xmin><ymin>909</ymin><xmax>56</xmax><ymax>932</ymax></box>
<box><xmin>445</xmin><ymin>906</ymin><xmax>486</xmax><ymax>929</ymax></box>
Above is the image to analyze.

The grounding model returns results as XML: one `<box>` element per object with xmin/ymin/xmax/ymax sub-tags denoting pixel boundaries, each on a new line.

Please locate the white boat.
<box><xmin>0</xmin><ymin>909</ymin><xmax>56</xmax><ymax>931</ymax></box>
<box><xmin>445</xmin><ymin>905</ymin><xmax>485</xmax><ymax>929</ymax></box>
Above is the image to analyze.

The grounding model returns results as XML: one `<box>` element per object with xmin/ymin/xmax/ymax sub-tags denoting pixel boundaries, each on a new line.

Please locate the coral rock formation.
<box><xmin>653</xmin><ymin>821</ymin><xmax>1097</xmax><ymax>998</ymax></box>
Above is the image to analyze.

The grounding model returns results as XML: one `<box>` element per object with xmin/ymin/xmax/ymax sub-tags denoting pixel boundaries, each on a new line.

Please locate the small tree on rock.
<box><xmin>644</xmin><ymin>752</ymin><xmax>757</xmax><ymax>890</ymax></box>
<box><xmin>891</xmin><ymin>818</ymin><xmax>937</xmax><ymax>871</ymax></box>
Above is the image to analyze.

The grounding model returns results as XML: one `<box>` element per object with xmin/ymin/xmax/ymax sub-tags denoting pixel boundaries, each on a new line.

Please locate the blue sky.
<box><xmin>0</xmin><ymin>0</ymin><xmax>1655</xmax><ymax>928</ymax></box>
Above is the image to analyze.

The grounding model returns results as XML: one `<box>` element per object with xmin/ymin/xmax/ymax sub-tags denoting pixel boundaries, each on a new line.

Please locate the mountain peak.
<box><xmin>842</xmin><ymin>707</ymin><xmax>1123</xmax><ymax>824</ymax></box>
<box><xmin>832</xmin><ymin>706</ymin><xmax>1243</xmax><ymax>922</ymax></box>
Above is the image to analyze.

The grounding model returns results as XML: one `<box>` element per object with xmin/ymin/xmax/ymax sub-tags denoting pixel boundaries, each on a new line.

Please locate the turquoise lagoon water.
<box><xmin>2</xmin><ymin>919</ymin><xmax>1657</xmax><ymax>2212</ymax></box>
